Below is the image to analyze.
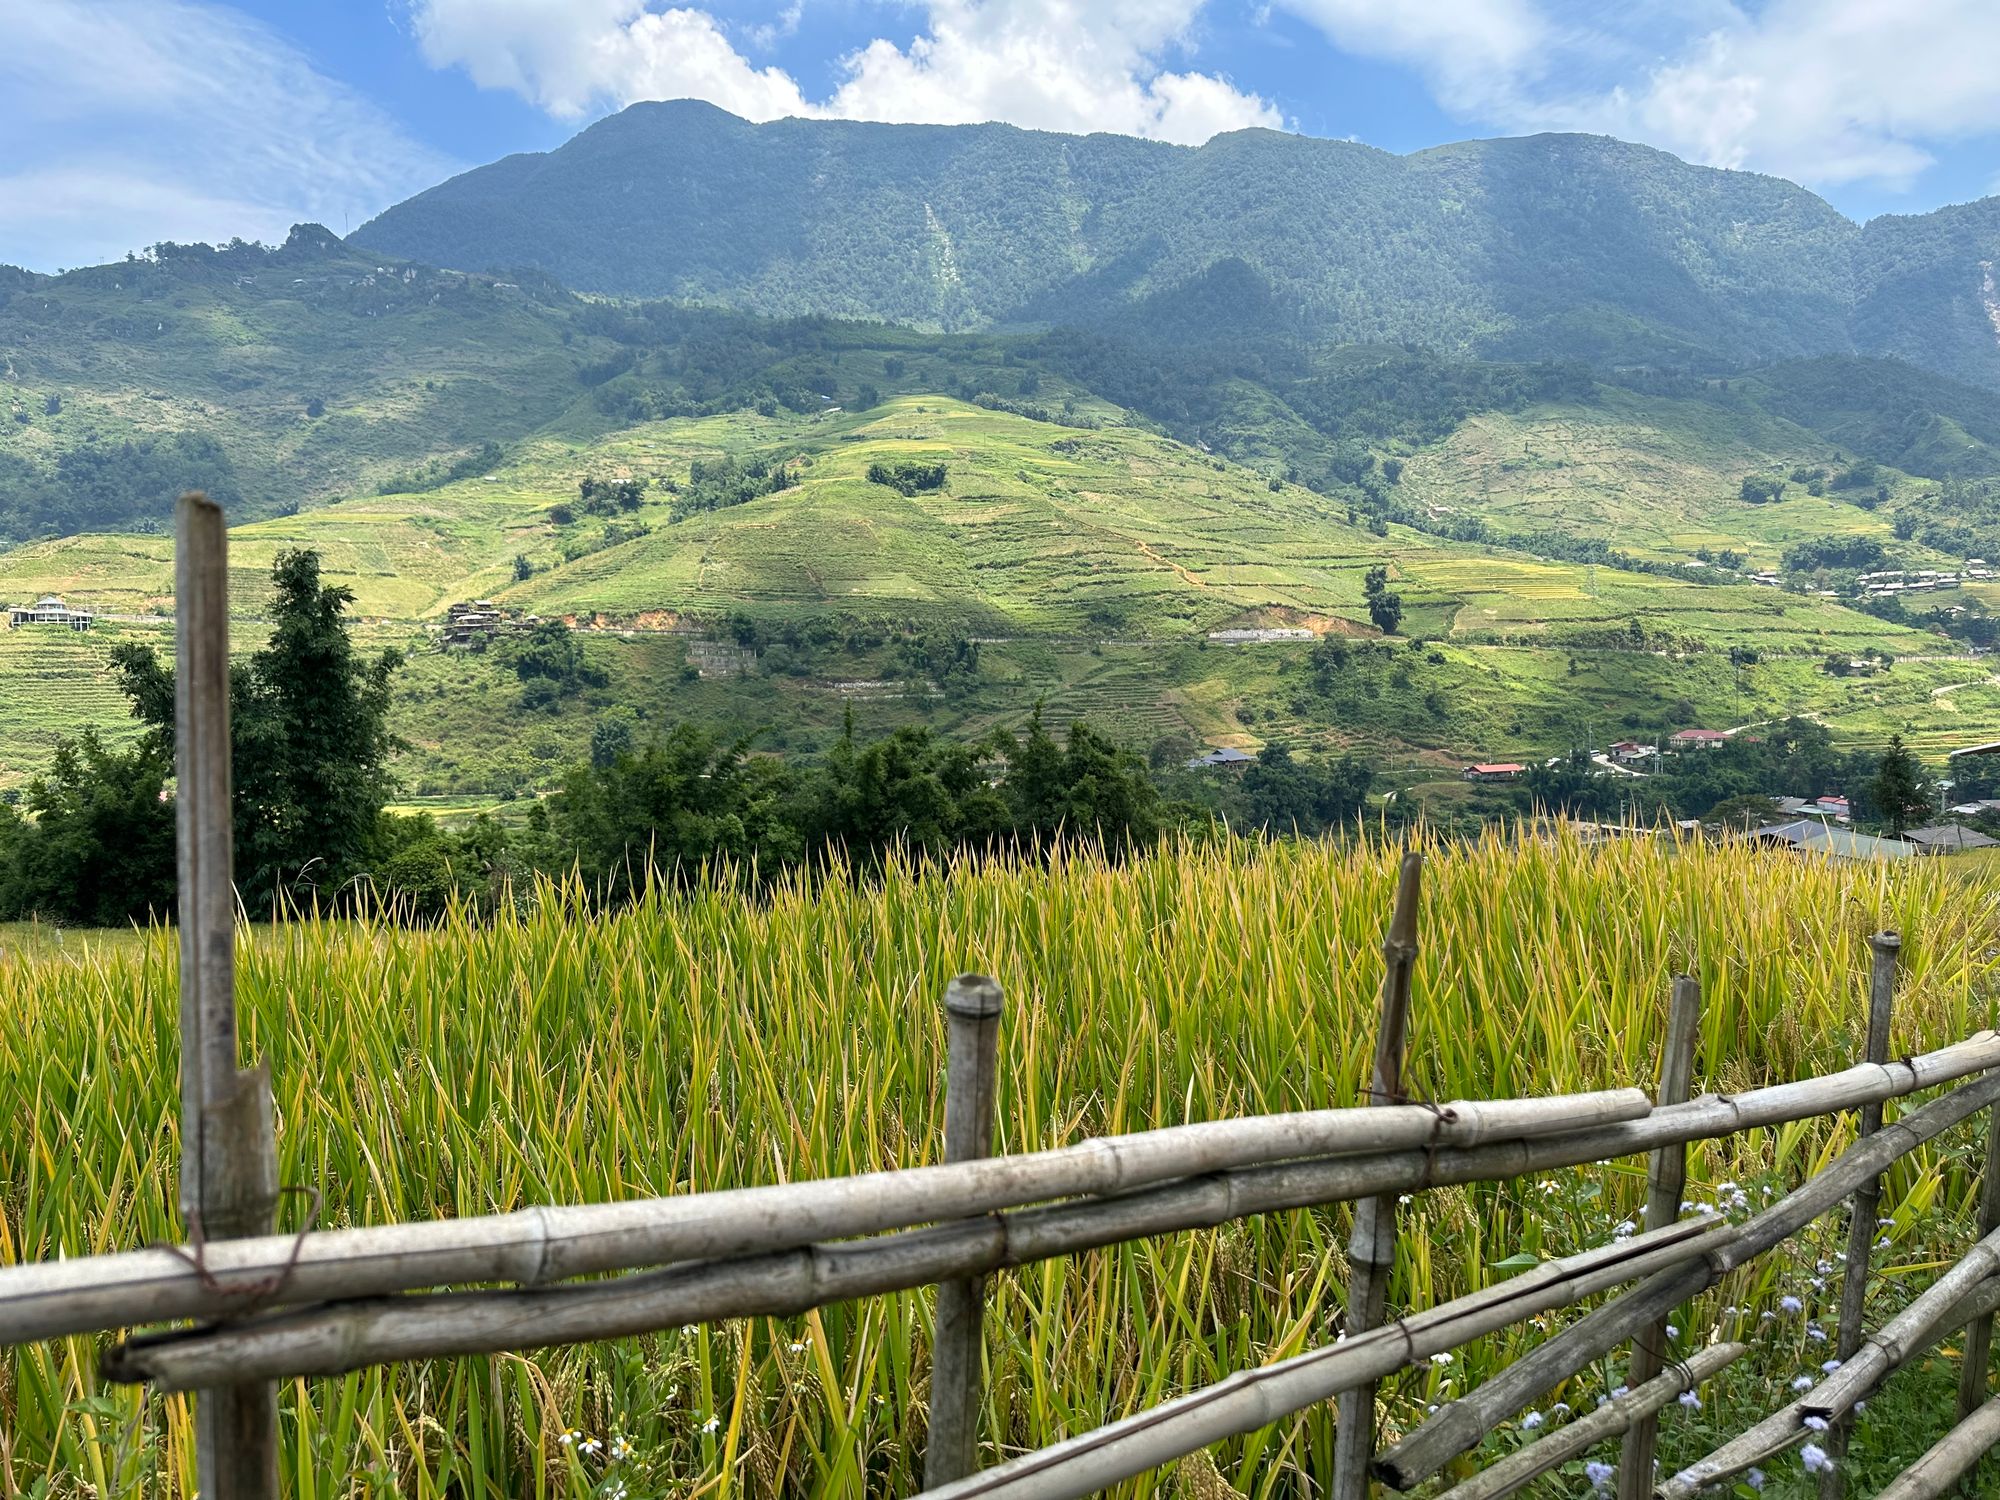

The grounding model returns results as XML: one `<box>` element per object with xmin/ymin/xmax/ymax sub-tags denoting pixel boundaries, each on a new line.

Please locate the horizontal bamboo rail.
<box><xmin>917</xmin><ymin>1066</ymin><xmax>2000</xmax><ymax>1500</ymax></box>
<box><xmin>1877</xmin><ymin>1390</ymin><xmax>2000</xmax><ymax>1500</ymax></box>
<box><xmin>914</xmin><ymin>1220</ymin><xmax>1731</xmax><ymax>1500</ymax></box>
<box><xmin>1376</xmin><ymin>1063</ymin><xmax>2000</xmax><ymax>1488</ymax></box>
<box><xmin>0</xmin><ymin>1087</ymin><xmax>1648</xmax><ymax>1347</ymax></box>
<box><xmin>29</xmin><ymin>1036</ymin><xmax>2000</xmax><ymax>1356</ymax></box>
<box><xmin>1433</xmin><ymin>1343</ymin><xmax>1748</xmax><ymax>1500</ymax></box>
<box><xmin>1658</xmin><ymin>1226</ymin><xmax>2000</xmax><ymax>1497</ymax></box>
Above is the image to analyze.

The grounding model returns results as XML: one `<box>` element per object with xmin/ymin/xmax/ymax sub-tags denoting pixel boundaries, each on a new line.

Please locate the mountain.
<box><xmin>352</xmin><ymin>101</ymin><xmax>2000</xmax><ymax>387</ymax></box>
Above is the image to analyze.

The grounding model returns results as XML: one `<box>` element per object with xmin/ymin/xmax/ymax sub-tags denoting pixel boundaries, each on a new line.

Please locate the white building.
<box><xmin>6</xmin><ymin>596</ymin><xmax>94</xmax><ymax>631</ymax></box>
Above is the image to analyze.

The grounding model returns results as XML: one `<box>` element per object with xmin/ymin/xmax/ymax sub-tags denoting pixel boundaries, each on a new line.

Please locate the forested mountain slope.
<box><xmin>352</xmin><ymin>102</ymin><xmax>2000</xmax><ymax>389</ymax></box>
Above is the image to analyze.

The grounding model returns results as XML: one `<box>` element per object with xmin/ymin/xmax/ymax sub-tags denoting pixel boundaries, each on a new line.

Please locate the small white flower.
<box><xmin>1678</xmin><ymin>1390</ymin><xmax>1701</xmax><ymax>1410</ymax></box>
<box><xmin>1748</xmin><ymin>1466</ymin><xmax>1766</xmax><ymax>1490</ymax></box>
<box><xmin>1430</xmin><ymin>1351</ymin><xmax>1454</xmax><ymax>1365</ymax></box>
<box><xmin>1761</xmin><ymin>1311</ymin><xmax>1777</xmax><ymax>1323</ymax></box>
<box><xmin>1586</xmin><ymin>1459</ymin><xmax>1616</xmax><ymax>1489</ymax></box>
<box><xmin>1877</xmin><ymin>1237</ymin><xmax>1893</xmax><ymax>1250</ymax></box>
<box><xmin>1821</xmin><ymin>1359</ymin><xmax>1841</xmax><ymax>1373</ymax></box>
<box><xmin>1612</xmin><ymin>1385</ymin><xmax>1629</xmax><ymax>1399</ymax></box>
<box><xmin>580</xmin><ymin>1437</ymin><xmax>602</xmax><ymax>1456</ymax></box>
<box><xmin>1523</xmin><ymin>1410</ymin><xmax>1544</xmax><ymax>1430</ymax></box>
<box><xmin>1807</xmin><ymin>1327</ymin><xmax>1828</xmax><ymax>1343</ymax></box>
<box><xmin>1398</xmin><ymin>1194</ymin><xmax>1412</xmax><ymax>1205</ymax></box>
<box><xmin>558</xmin><ymin>1430</ymin><xmax>580</xmax><ymax>1447</ymax></box>
<box><xmin>788</xmin><ymin>1341</ymin><xmax>807</xmax><ymax>1352</ymax></box>
<box><xmin>609</xmin><ymin>1436</ymin><xmax>634</xmax><ymax>1459</ymax></box>
<box><xmin>1552</xmin><ymin>1402</ymin><xmax>1571</xmax><ymax>1415</ymax></box>
<box><xmin>1802</xmin><ymin>1442</ymin><xmax>1833</xmax><ymax>1474</ymax></box>
<box><xmin>1780</xmin><ymin>1295</ymin><xmax>1803</xmax><ymax>1314</ymax></box>
<box><xmin>1855</xmin><ymin>1400</ymin><xmax>1867</xmax><ymax>1414</ymax></box>
<box><xmin>700</xmin><ymin>1415</ymin><xmax>722</xmax><ymax>1434</ymax></box>
<box><xmin>1877</xmin><ymin>1217</ymin><xmax>1895</xmax><ymax>1228</ymax></box>
<box><xmin>1804</xmin><ymin>1416</ymin><xmax>1829</xmax><ymax>1432</ymax></box>
<box><xmin>1792</xmin><ymin>1376</ymin><xmax>1814</xmax><ymax>1392</ymax></box>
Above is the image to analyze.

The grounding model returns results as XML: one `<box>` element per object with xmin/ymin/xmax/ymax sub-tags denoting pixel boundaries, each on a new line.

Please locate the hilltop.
<box><xmin>353</xmin><ymin>101</ymin><xmax>2000</xmax><ymax>390</ymax></box>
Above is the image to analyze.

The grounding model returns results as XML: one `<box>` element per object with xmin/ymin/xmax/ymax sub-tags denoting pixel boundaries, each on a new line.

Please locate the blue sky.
<box><xmin>6</xmin><ymin>0</ymin><xmax>2000</xmax><ymax>271</ymax></box>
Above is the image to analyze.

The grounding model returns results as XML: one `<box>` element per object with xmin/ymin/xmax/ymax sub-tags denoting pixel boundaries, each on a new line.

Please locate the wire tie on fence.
<box><xmin>153</xmin><ymin>1183</ymin><xmax>323</xmax><ymax>1311</ymax></box>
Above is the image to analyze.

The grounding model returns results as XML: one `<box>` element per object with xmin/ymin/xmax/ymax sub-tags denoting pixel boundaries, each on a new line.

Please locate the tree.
<box><xmin>1367</xmin><ymin>589</ymin><xmax>1404</xmax><ymax>636</ymax></box>
<box><xmin>109</xmin><ymin>549</ymin><xmax>404</xmax><ymax>909</ymax></box>
<box><xmin>512</xmin><ymin>553</ymin><xmax>534</xmax><ymax>581</ymax></box>
<box><xmin>1703</xmin><ymin>793</ymin><xmax>1781</xmax><ymax>831</ymax></box>
<box><xmin>1871</xmin><ymin>735</ymin><xmax>1934</xmax><ymax>837</ymax></box>
<box><xmin>0</xmin><ymin>732</ymin><xmax>175</xmax><ymax>925</ymax></box>
<box><xmin>1362</xmin><ymin>565</ymin><xmax>1403</xmax><ymax>636</ymax></box>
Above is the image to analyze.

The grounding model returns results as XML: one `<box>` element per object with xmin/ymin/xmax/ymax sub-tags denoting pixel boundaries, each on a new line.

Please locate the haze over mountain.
<box><xmin>353</xmin><ymin>101</ymin><xmax>2000</xmax><ymax>391</ymax></box>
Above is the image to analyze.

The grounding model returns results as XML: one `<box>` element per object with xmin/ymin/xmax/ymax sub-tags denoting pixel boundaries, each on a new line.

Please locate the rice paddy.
<box><xmin>3</xmin><ymin>832</ymin><xmax>1999</xmax><ymax>1496</ymax></box>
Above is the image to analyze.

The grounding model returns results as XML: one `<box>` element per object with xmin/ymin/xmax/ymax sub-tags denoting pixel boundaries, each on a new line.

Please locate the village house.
<box><xmin>1749</xmin><ymin>820</ymin><xmax>1915</xmax><ymax>861</ymax></box>
<box><xmin>1464</xmin><ymin>762</ymin><xmax>1526</xmax><ymax>783</ymax></box>
<box><xmin>5</xmin><ymin>596</ymin><xmax>94</xmax><ymax>631</ymax></box>
<box><xmin>1812</xmin><ymin>794</ymin><xmax>1851</xmax><ymax>821</ymax></box>
<box><xmin>1667</xmin><ymin>728</ymin><xmax>1729</xmax><ymax>751</ymax></box>
<box><xmin>1607</xmin><ymin>740</ymin><xmax>1656</xmax><ymax>766</ymax></box>
<box><xmin>441</xmin><ymin>599</ymin><xmax>505</xmax><ymax>649</ymax></box>
<box><xmin>1902</xmin><ymin>824</ymin><xmax>2000</xmax><ymax>855</ymax></box>
<box><xmin>1186</xmin><ymin>747</ymin><xmax>1256</xmax><ymax>771</ymax></box>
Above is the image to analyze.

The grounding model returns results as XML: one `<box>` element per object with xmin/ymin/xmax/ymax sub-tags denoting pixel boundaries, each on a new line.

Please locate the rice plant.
<box><xmin>1</xmin><ymin>830</ymin><xmax>1996</xmax><ymax>1497</ymax></box>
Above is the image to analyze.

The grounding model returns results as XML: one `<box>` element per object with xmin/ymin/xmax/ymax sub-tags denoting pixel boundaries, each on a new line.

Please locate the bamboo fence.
<box><xmin>8</xmin><ymin>495</ymin><xmax>2000</xmax><ymax>1498</ymax></box>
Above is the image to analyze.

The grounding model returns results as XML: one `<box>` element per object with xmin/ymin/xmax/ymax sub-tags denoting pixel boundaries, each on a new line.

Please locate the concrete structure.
<box><xmin>6</xmin><ymin>596</ymin><xmax>93</xmax><ymax>631</ymax></box>
<box><xmin>1464</xmin><ymin>762</ymin><xmax>1526</xmax><ymax>783</ymax></box>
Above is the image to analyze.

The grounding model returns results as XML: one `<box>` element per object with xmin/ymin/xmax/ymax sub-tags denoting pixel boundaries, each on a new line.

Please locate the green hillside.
<box><xmin>11</xmin><ymin>395</ymin><xmax>2000</xmax><ymax>800</ymax></box>
<box><xmin>352</xmin><ymin>102</ymin><xmax>2000</xmax><ymax>389</ymax></box>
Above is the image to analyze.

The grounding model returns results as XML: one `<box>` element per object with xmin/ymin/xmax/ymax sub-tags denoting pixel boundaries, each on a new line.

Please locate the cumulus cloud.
<box><xmin>1270</xmin><ymin>0</ymin><xmax>1548</xmax><ymax>116</ymax></box>
<box><xmin>1537</xmin><ymin>0</ymin><xmax>2000</xmax><ymax>188</ymax></box>
<box><xmin>0</xmin><ymin>0</ymin><xmax>457</xmax><ymax>271</ymax></box>
<box><xmin>408</xmin><ymin>0</ymin><xmax>1283</xmax><ymax>143</ymax></box>
<box><xmin>1276</xmin><ymin>0</ymin><xmax>2000</xmax><ymax>192</ymax></box>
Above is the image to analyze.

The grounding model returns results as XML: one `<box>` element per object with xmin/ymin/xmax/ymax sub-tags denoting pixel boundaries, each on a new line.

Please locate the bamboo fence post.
<box><xmin>1819</xmin><ymin>929</ymin><xmax>1899</xmax><ymax>1500</ymax></box>
<box><xmin>1957</xmin><ymin>1088</ymin><xmax>2000</xmax><ymax>1420</ymax></box>
<box><xmin>1615</xmin><ymin>975</ymin><xmax>1702</xmax><ymax>1500</ymax></box>
<box><xmin>175</xmin><ymin>492</ymin><xmax>280</xmax><ymax>1499</ymax></box>
<box><xmin>1333</xmin><ymin>849</ymin><xmax>1423</xmax><ymax>1500</ymax></box>
<box><xmin>925</xmin><ymin>974</ymin><xmax>1006</xmax><ymax>1488</ymax></box>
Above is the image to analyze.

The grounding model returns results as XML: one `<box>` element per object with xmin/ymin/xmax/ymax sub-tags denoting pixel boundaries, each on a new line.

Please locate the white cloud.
<box><xmin>1270</xmin><ymin>0</ymin><xmax>1548</xmax><ymax>116</ymax></box>
<box><xmin>1277</xmin><ymin>0</ymin><xmax>2000</xmax><ymax>192</ymax></box>
<box><xmin>410</xmin><ymin>1</ymin><xmax>811</xmax><ymax>120</ymax></box>
<box><xmin>1538</xmin><ymin>0</ymin><xmax>2000</xmax><ymax>189</ymax></box>
<box><xmin>409</xmin><ymin>0</ymin><xmax>1283</xmax><ymax>143</ymax></box>
<box><xmin>0</xmin><ymin>0</ymin><xmax>457</xmax><ymax>271</ymax></box>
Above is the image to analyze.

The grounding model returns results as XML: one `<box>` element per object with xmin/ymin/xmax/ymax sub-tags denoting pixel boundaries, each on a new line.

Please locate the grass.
<box><xmin>1398</xmin><ymin>389</ymin><xmax>1935</xmax><ymax>570</ymax></box>
<box><xmin>3</xmin><ymin>833</ymin><xmax>1999</xmax><ymax>1496</ymax></box>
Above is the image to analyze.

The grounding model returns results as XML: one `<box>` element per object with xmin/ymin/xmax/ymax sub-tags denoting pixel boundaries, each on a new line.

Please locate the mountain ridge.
<box><xmin>351</xmin><ymin>101</ymin><xmax>2000</xmax><ymax>389</ymax></box>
